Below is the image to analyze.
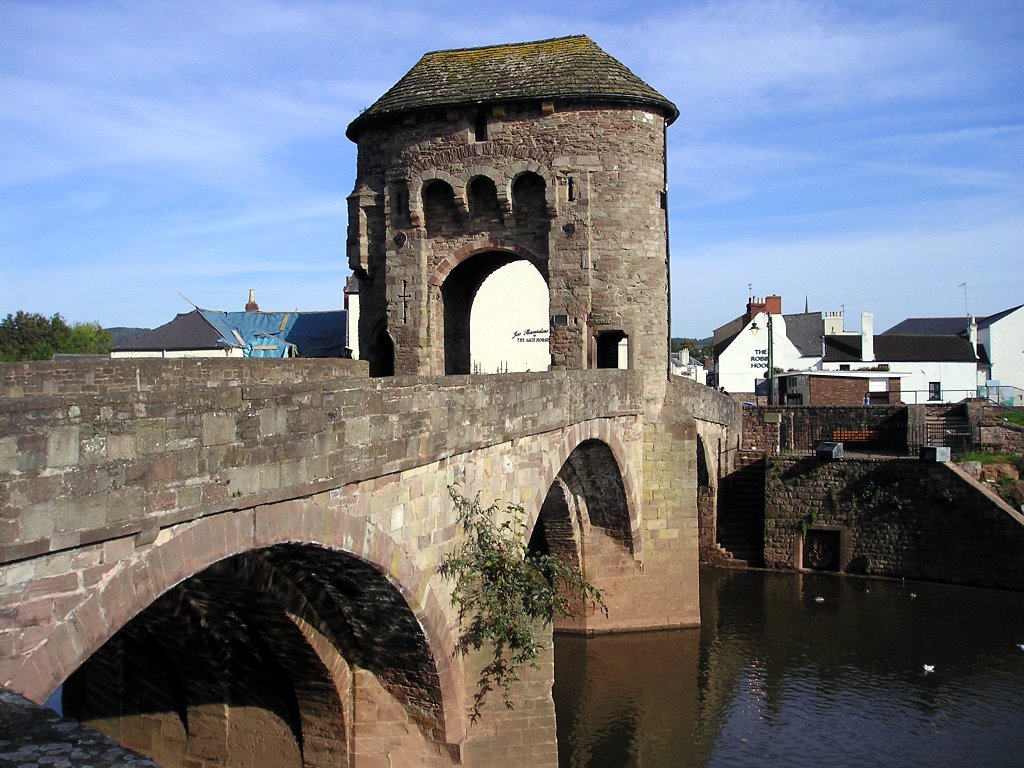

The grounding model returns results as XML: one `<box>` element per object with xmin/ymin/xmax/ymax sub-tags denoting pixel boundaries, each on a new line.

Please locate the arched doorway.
<box><xmin>367</xmin><ymin>322</ymin><xmax>394</xmax><ymax>377</ymax></box>
<box><xmin>470</xmin><ymin>261</ymin><xmax>549</xmax><ymax>373</ymax></box>
<box><xmin>441</xmin><ymin>252</ymin><xmax>549</xmax><ymax>375</ymax></box>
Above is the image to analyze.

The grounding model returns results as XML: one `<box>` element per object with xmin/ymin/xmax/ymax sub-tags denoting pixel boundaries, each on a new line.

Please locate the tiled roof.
<box><xmin>978</xmin><ymin>304</ymin><xmax>1023</xmax><ymax>329</ymax></box>
<box><xmin>347</xmin><ymin>35</ymin><xmax>677</xmax><ymax>140</ymax></box>
<box><xmin>114</xmin><ymin>311</ymin><xmax>225</xmax><ymax>352</ymax></box>
<box><xmin>883</xmin><ymin>305</ymin><xmax>1023</xmax><ymax>334</ymax></box>
<box><xmin>881</xmin><ymin>317</ymin><xmax>970</xmax><ymax>335</ymax></box>
<box><xmin>783</xmin><ymin>312</ymin><xmax>824</xmax><ymax>357</ymax></box>
<box><xmin>823</xmin><ymin>334</ymin><xmax>978</xmax><ymax>364</ymax></box>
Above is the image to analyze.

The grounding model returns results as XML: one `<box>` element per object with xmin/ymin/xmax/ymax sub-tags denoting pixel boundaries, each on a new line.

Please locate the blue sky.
<box><xmin>1</xmin><ymin>0</ymin><xmax>1021</xmax><ymax>337</ymax></box>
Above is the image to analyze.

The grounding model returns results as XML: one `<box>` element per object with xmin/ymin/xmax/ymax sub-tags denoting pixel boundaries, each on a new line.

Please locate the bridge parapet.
<box><xmin>0</xmin><ymin>358</ymin><xmax>369</xmax><ymax>398</ymax></box>
<box><xmin>0</xmin><ymin>365</ymin><xmax>642</xmax><ymax>564</ymax></box>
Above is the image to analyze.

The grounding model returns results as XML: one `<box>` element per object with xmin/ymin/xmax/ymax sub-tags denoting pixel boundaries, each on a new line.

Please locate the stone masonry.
<box><xmin>764</xmin><ymin>455</ymin><xmax>1024</xmax><ymax>589</ymax></box>
<box><xmin>0</xmin><ymin>358</ymin><xmax>737</xmax><ymax>766</ymax></box>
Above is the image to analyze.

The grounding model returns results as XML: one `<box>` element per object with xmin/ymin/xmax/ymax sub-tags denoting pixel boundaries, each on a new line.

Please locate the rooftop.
<box><xmin>823</xmin><ymin>334</ymin><xmax>978</xmax><ymax>364</ymax></box>
<box><xmin>347</xmin><ymin>35</ymin><xmax>677</xmax><ymax>140</ymax></box>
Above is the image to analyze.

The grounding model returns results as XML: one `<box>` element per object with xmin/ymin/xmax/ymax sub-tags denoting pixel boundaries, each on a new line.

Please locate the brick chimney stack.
<box><xmin>746</xmin><ymin>294</ymin><xmax>782</xmax><ymax>320</ymax></box>
<box><xmin>245</xmin><ymin>289</ymin><xmax>259</xmax><ymax>312</ymax></box>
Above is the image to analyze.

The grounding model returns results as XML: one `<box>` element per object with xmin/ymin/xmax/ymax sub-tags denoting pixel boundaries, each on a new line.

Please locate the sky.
<box><xmin>1</xmin><ymin>0</ymin><xmax>1022</xmax><ymax>338</ymax></box>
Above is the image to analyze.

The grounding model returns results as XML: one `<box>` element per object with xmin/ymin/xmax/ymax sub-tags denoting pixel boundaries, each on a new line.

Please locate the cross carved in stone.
<box><xmin>398</xmin><ymin>279</ymin><xmax>413</xmax><ymax>323</ymax></box>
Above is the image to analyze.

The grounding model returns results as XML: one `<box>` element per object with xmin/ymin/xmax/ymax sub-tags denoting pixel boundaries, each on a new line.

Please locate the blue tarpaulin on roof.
<box><xmin>198</xmin><ymin>309</ymin><xmax>347</xmax><ymax>358</ymax></box>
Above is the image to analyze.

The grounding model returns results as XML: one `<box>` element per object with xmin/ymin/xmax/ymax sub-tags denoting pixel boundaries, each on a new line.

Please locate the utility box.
<box><xmin>919</xmin><ymin>445</ymin><xmax>951</xmax><ymax>462</ymax></box>
<box><xmin>816</xmin><ymin>441</ymin><xmax>844</xmax><ymax>460</ymax></box>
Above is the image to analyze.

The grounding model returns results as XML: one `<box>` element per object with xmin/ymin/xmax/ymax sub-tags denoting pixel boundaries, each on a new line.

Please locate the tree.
<box><xmin>438</xmin><ymin>487</ymin><xmax>605</xmax><ymax>722</ymax></box>
<box><xmin>0</xmin><ymin>312</ymin><xmax>112</xmax><ymax>361</ymax></box>
<box><xmin>63</xmin><ymin>322</ymin><xmax>114</xmax><ymax>355</ymax></box>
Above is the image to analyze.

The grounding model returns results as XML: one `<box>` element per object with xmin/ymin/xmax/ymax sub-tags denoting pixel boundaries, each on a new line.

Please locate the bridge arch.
<box><xmin>528</xmin><ymin>422</ymin><xmax>643</xmax><ymax>559</ymax></box>
<box><xmin>13</xmin><ymin>501</ymin><xmax>467</xmax><ymax>754</ymax></box>
<box><xmin>527</xmin><ymin>425</ymin><xmax>643</xmax><ymax>632</ymax></box>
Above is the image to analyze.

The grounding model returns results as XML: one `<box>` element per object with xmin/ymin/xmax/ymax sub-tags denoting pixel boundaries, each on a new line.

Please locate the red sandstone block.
<box><xmin>14</xmin><ymin>598</ymin><xmax>53</xmax><ymax>626</ymax></box>
<box><xmin>24</xmin><ymin>572</ymin><xmax>79</xmax><ymax>600</ymax></box>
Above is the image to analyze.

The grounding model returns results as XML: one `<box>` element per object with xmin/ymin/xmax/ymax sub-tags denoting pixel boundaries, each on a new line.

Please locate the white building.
<box><xmin>882</xmin><ymin>304</ymin><xmax>1023</xmax><ymax>404</ymax></box>
<box><xmin>710</xmin><ymin>295</ymin><xmax>824</xmax><ymax>395</ymax></box>
<box><xmin>824</xmin><ymin>312</ymin><xmax>978</xmax><ymax>404</ymax></box>
<box><xmin>670</xmin><ymin>348</ymin><xmax>707</xmax><ymax>384</ymax></box>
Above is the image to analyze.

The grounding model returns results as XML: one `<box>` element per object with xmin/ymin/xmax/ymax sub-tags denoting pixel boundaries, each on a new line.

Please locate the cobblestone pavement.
<box><xmin>0</xmin><ymin>689</ymin><xmax>157</xmax><ymax>767</ymax></box>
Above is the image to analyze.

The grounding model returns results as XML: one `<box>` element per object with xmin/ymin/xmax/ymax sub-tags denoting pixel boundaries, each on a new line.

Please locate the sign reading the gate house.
<box><xmin>513</xmin><ymin>328</ymin><xmax>549</xmax><ymax>343</ymax></box>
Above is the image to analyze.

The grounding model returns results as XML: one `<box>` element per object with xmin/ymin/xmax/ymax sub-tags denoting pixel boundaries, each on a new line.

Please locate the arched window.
<box><xmin>468</xmin><ymin>176</ymin><xmax>502</xmax><ymax>229</ymax></box>
<box><xmin>422</xmin><ymin>180</ymin><xmax>459</xmax><ymax>236</ymax></box>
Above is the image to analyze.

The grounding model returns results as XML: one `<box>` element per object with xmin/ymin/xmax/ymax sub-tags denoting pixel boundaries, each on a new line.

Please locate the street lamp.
<box><xmin>750</xmin><ymin>314</ymin><xmax>775</xmax><ymax>405</ymax></box>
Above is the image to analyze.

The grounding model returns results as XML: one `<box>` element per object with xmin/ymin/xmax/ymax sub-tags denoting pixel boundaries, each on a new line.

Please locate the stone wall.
<box><xmin>0</xmin><ymin>365</ymin><xmax>644</xmax><ymax>563</ymax></box>
<box><xmin>983</xmin><ymin>423</ymin><xmax>1024</xmax><ymax>453</ymax></box>
<box><xmin>764</xmin><ymin>456</ymin><xmax>1024</xmax><ymax>589</ymax></box>
<box><xmin>350</xmin><ymin>101</ymin><xmax>670</xmax><ymax>376</ymax></box>
<box><xmin>0</xmin><ymin>358</ymin><xmax>367</xmax><ymax>398</ymax></box>
<box><xmin>742</xmin><ymin>405</ymin><xmax>908</xmax><ymax>455</ymax></box>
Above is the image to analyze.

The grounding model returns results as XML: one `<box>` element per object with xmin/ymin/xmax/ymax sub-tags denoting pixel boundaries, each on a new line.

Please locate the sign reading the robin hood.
<box><xmin>513</xmin><ymin>328</ymin><xmax>549</xmax><ymax>343</ymax></box>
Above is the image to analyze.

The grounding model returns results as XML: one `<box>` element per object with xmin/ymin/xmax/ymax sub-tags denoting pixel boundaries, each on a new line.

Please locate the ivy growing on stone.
<box><xmin>438</xmin><ymin>486</ymin><xmax>605</xmax><ymax>722</ymax></box>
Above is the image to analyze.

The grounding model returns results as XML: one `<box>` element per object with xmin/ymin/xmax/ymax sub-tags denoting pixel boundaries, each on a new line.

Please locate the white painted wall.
<box><xmin>715</xmin><ymin>312</ymin><xmax>819</xmax><ymax>394</ymax></box>
<box><xmin>820</xmin><ymin>359</ymin><xmax>978</xmax><ymax>403</ymax></box>
<box><xmin>470</xmin><ymin>261</ymin><xmax>550</xmax><ymax>373</ymax></box>
<box><xmin>982</xmin><ymin>306</ymin><xmax>1024</xmax><ymax>390</ymax></box>
<box><xmin>111</xmin><ymin>348</ymin><xmax>242</xmax><ymax>359</ymax></box>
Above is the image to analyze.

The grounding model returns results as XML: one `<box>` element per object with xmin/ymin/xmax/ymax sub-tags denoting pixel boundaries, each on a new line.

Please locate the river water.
<box><xmin>554</xmin><ymin>567</ymin><xmax>1024</xmax><ymax>768</ymax></box>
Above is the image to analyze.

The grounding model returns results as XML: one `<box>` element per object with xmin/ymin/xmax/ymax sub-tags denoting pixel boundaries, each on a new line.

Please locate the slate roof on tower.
<box><xmin>346</xmin><ymin>35</ymin><xmax>678</xmax><ymax>140</ymax></box>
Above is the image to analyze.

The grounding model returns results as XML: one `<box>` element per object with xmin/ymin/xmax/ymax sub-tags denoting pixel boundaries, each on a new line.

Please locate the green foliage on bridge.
<box><xmin>439</xmin><ymin>487</ymin><xmax>605</xmax><ymax>722</ymax></box>
<box><xmin>0</xmin><ymin>311</ymin><xmax>112</xmax><ymax>361</ymax></box>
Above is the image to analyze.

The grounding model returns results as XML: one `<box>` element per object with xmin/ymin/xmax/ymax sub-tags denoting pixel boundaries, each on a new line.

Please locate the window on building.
<box><xmin>839</xmin><ymin>364</ymin><xmax>850</xmax><ymax>371</ymax></box>
<box><xmin>595</xmin><ymin>331</ymin><xmax>628</xmax><ymax>369</ymax></box>
<box><xmin>474</xmin><ymin>112</ymin><xmax>488</xmax><ymax>142</ymax></box>
<box><xmin>928</xmin><ymin>381</ymin><xmax>941</xmax><ymax>401</ymax></box>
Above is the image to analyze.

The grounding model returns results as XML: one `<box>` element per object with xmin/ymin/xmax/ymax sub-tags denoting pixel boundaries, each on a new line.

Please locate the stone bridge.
<box><xmin>0</xmin><ymin>358</ymin><xmax>740</xmax><ymax>767</ymax></box>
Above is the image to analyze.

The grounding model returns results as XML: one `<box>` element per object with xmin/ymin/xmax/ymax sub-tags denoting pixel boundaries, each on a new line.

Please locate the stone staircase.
<box><xmin>924</xmin><ymin>404</ymin><xmax>975</xmax><ymax>455</ymax></box>
<box><xmin>715</xmin><ymin>451</ymin><xmax>766</xmax><ymax>566</ymax></box>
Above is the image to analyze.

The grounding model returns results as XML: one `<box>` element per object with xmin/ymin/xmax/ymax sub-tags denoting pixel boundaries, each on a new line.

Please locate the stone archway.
<box><xmin>60</xmin><ymin>544</ymin><xmax>451</xmax><ymax>768</ymax></box>
<box><xmin>531</xmin><ymin>438</ymin><xmax>639</xmax><ymax>633</ymax></box>
<box><xmin>9</xmin><ymin>502</ymin><xmax>468</xmax><ymax>765</ymax></box>
<box><xmin>439</xmin><ymin>250</ymin><xmax>549</xmax><ymax>376</ymax></box>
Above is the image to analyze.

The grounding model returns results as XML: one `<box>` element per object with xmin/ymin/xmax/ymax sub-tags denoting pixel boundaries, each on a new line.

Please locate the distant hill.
<box><xmin>105</xmin><ymin>327</ymin><xmax>150</xmax><ymax>347</ymax></box>
<box><xmin>671</xmin><ymin>336</ymin><xmax>713</xmax><ymax>356</ymax></box>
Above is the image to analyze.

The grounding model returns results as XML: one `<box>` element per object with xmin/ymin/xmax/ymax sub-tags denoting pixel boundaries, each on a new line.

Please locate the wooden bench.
<box><xmin>832</xmin><ymin>429</ymin><xmax>879</xmax><ymax>443</ymax></box>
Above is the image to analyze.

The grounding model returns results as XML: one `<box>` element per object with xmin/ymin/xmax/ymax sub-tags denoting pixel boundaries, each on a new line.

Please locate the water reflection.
<box><xmin>554</xmin><ymin>568</ymin><xmax>1024</xmax><ymax>768</ymax></box>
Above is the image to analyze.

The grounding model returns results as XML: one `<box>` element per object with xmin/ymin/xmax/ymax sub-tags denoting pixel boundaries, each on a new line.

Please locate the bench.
<box><xmin>832</xmin><ymin>429</ymin><xmax>879</xmax><ymax>444</ymax></box>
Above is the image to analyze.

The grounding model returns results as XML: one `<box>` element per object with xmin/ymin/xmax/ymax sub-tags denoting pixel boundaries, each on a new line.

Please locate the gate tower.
<box><xmin>346</xmin><ymin>35</ymin><xmax>678</xmax><ymax>377</ymax></box>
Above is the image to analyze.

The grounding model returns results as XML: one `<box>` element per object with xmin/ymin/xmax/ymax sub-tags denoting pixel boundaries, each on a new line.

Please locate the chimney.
<box><xmin>861</xmin><ymin>311</ymin><xmax>874</xmax><ymax>362</ymax></box>
<box><xmin>968</xmin><ymin>316</ymin><xmax>978</xmax><ymax>347</ymax></box>
<box><xmin>245</xmin><ymin>289</ymin><xmax>259</xmax><ymax>312</ymax></box>
<box><xmin>746</xmin><ymin>294</ymin><xmax>782</xmax><ymax>320</ymax></box>
<box><xmin>823</xmin><ymin>311</ymin><xmax>844</xmax><ymax>335</ymax></box>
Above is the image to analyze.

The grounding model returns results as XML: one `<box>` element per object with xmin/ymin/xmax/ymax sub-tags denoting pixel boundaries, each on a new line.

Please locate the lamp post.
<box><xmin>767</xmin><ymin>314</ymin><xmax>774</xmax><ymax>405</ymax></box>
<box><xmin>750</xmin><ymin>314</ymin><xmax>775</xmax><ymax>405</ymax></box>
